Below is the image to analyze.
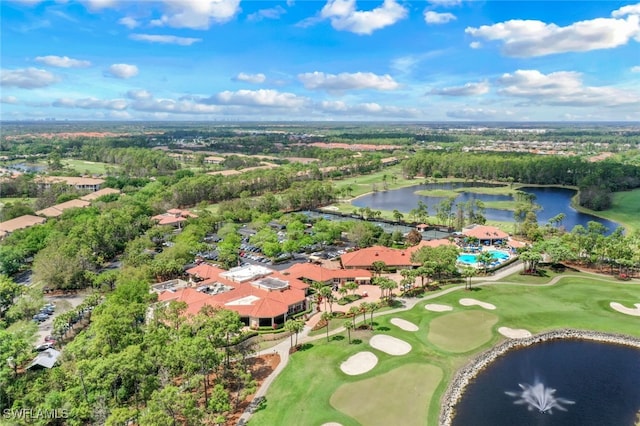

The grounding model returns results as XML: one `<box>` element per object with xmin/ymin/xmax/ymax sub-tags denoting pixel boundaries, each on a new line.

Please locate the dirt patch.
<box><xmin>226</xmin><ymin>353</ymin><xmax>280</xmax><ymax>425</ymax></box>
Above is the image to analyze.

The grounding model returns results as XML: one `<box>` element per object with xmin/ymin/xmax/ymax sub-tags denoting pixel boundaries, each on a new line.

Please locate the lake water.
<box><xmin>351</xmin><ymin>183</ymin><xmax>620</xmax><ymax>232</ymax></box>
<box><xmin>451</xmin><ymin>339</ymin><xmax>640</xmax><ymax>426</ymax></box>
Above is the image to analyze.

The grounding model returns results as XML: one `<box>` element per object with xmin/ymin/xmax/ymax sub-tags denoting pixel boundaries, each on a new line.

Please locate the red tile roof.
<box><xmin>285</xmin><ymin>263</ymin><xmax>371</xmax><ymax>282</ymax></box>
<box><xmin>463</xmin><ymin>225</ymin><xmax>509</xmax><ymax>240</ymax></box>
<box><xmin>161</xmin><ymin>263</ymin><xmax>308</xmax><ymax>319</ymax></box>
<box><xmin>186</xmin><ymin>263</ymin><xmax>226</xmax><ymax>280</ymax></box>
<box><xmin>340</xmin><ymin>240</ymin><xmax>456</xmax><ymax>269</ymax></box>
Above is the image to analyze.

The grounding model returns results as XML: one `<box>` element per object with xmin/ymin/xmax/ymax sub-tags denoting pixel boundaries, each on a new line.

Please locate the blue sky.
<box><xmin>1</xmin><ymin>0</ymin><xmax>639</xmax><ymax>121</ymax></box>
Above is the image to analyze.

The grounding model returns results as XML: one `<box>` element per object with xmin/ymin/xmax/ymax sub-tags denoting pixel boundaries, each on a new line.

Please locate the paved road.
<box><xmin>34</xmin><ymin>293</ymin><xmax>87</xmax><ymax>346</ymax></box>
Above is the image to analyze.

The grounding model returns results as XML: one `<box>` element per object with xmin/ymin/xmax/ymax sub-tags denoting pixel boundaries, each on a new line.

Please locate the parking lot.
<box><xmin>33</xmin><ymin>292</ymin><xmax>87</xmax><ymax>346</ymax></box>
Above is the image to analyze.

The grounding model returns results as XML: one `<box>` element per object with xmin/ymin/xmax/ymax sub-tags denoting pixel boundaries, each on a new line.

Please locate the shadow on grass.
<box><xmin>332</xmin><ymin>335</ymin><xmax>345</xmax><ymax>341</ymax></box>
<box><xmin>297</xmin><ymin>343</ymin><xmax>314</xmax><ymax>352</ymax></box>
<box><xmin>351</xmin><ymin>339</ymin><xmax>362</xmax><ymax>345</ymax></box>
<box><xmin>377</xmin><ymin>326</ymin><xmax>390</xmax><ymax>331</ymax></box>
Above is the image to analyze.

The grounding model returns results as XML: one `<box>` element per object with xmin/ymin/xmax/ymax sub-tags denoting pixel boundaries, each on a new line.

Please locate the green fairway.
<box><xmin>62</xmin><ymin>159</ymin><xmax>114</xmax><ymax>175</ymax></box>
<box><xmin>248</xmin><ymin>275</ymin><xmax>640</xmax><ymax>426</ymax></box>
<box><xmin>585</xmin><ymin>188</ymin><xmax>640</xmax><ymax>233</ymax></box>
<box><xmin>330</xmin><ymin>363</ymin><xmax>443</xmax><ymax>426</ymax></box>
<box><xmin>427</xmin><ymin>310</ymin><xmax>498</xmax><ymax>353</ymax></box>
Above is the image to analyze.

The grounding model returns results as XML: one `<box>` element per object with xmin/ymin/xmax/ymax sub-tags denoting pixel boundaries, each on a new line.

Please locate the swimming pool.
<box><xmin>457</xmin><ymin>254</ymin><xmax>478</xmax><ymax>265</ymax></box>
<box><xmin>457</xmin><ymin>250</ymin><xmax>510</xmax><ymax>265</ymax></box>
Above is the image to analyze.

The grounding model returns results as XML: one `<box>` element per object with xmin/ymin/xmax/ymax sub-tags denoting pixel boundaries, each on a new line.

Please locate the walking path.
<box><xmin>236</xmin><ymin>261</ymin><xmax>629</xmax><ymax>425</ymax></box>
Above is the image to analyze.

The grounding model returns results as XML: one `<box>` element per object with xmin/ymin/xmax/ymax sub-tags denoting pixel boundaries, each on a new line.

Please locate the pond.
<box><xmin>351</xmin><ymin>182</ymin><xmax>620</xmax><ymax>233</ymax></box>
<box><xmin>451</xmin><ymin>339</ymin><xmax>640</xmax><ymax>426</ymax></box>
<box><xmin>4</xmin><ymin>162</ymin><xmax>47</xmax><ymax>173</ymax></box>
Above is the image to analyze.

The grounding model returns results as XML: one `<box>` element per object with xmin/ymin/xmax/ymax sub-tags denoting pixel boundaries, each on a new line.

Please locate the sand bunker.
<box><xmin>498</xmin><ymin>326</ymin><xmax>532</xmax><ymax>339</ymax></box>
<box><xmin>321</xmin><ymin>423</ymin><xmax>343</xmax><ymax>426</ymax></box>
<box><xmin>390</xmin><ymin>318</ymin><xmax>419</xmax><ymax>331</ymax></box>
<box><xmin>340</xmin><ymin>351</ymin><xmax>378</xmax><ymax>376</ymax></box>
<box><xmin>610</xmin><ymin>302</ymin><xmax>640</xmax><ymax>317</ymax></box>
<box><xmin>370</xmin><ymin>334</ymin><xmax>412</xmax><ymax>356</ymax></box>
<box><xmin>425</xmin><ymin>303</ymin><xmax>453</xmax><ymax>312</ymax></box>
<box><xmin>459</xmin><ymin>298</ymin><xmax>496</xmax><ymax>310</ymax></box>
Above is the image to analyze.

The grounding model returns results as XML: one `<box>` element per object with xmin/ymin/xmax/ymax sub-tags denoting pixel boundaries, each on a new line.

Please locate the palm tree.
<box><xmin>344</xmin><ymin>281</ymin><xmax>358</xmax><ymax>296</ymax></box>
<box><xmin>461</xmin><ymin>266</ymin><xmax>476</xmax><ymax>290</ymax></box>
<box><xmin>477</xmin><ymin>250</ymin><xmax>495</xmax><ymax>274</ymax></box>
<box><xmin>392</xmin><ymin>209</ymin><xmax>404</xmax><ymax>223</ymax></box>
<box><xmin>359</xmin><ymin>302</ymin><xmax>369</xmax><ymax>326</ymax></box>
<box><xmin>284</xmin><ymin>319</ymin><xmax>304</xmax><ymax>348</ymax></box>
<box><xmin>348</xmin><ymin>306</ymin><xmax>361</xmax><ymax>327</ymax></box>
<box><xmin>371</xmin><ymin>261</ymin><xmax>387</xmax><ymax>277</ymax></box>
<box><xmin>321</xmin><ymin>312</ymin><xmax>332</xmax><ymax>342</ymax></box>
<box><xmin>344</xmin><ymin>320</ymin><xmax>355</xmax><ymax>344</ymax></box>
<box><xmin>319</xmin><ymin>286</ymin><xmax>333</xmax><ymax>313</ymax></box>
<box><xmin>368</xmin><ymin>301</ymin><xmax>380</xmax><ymax>328</ymax></box>
<box><xmin>310</xmin><ymin>281</ymin><xmax>325</xmax><ymax>312</ymax></box>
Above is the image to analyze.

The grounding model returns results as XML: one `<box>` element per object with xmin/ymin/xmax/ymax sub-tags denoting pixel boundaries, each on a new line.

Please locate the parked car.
<box><xmin>32</xmin><ymin>313</ymin><xmax>48</xmax><ymax>322</ymax></box>
<box><xmin>35</xmin><ymin>342</ymin><xmax>54</xmax><ymax>352</ymax></box>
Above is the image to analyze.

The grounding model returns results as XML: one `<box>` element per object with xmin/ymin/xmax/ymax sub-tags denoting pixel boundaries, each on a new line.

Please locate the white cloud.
<box><xmin>469</xmin><ymin>41</ymin><xmax>481</xmax><ymax>49</ymax></box>
<box><xmin>447</xmin><ymin>107</ymin><xmax>503</xmax><ymax>120</ymax></box>
<box><xmin>127</xmin><ymin>89</ymin><xmax>153</xmax><ymax>100</ymax></box>
<box><xmin>35</xmin><ymin>55</ymin><xmax>91</xmax><ymax>68</ymax></box>
<box><xmin>431</xmin><ymin>80</ymin><xmax>489</xmax><ymax>96</ymax></box>
<box><xmin>318</xmin><ymin>100</ymin><xmax>420</xmax><ymax>117</ymax></box>
<box><xmin>209</xmin><ymin>89</ymin><xmax>306</xmax><ymax>108</ymax></box>
<box><xmin>129</xmin><ymin>34</ymin><xmax>202</xmax><ymax>45</ymax></box>
<box><xmin>320</xmin><ymin>0</ymin><xmax>407</xmax><ymax>35</ymax></box>
<box><xmin>611</xmin><ymin>3</ymin><xmax>640</xmax><ymax>18</ymax></box>
<box><xmin>247</xmin><ymin>5</ymin><xmax>286</xmax><ymax>22</ymax></box>
<box><xmin>233</xmin><ymin>72</ymin><xmax>267</xmax><ymax>84</ymax></box>
<box><xmin>0</xmin><ymin>67</ymin><xmax>58</xmax><ymax>89</ymax></box>
<box><xmin>632</xmin><ymin>65</ymin><xmax>640</xmax><ymax>73</ymax></box>
<box><xmin>497</xmin><ymin>69</ymin><xmax>640</xmax><ymax>107</ymax></box>
<box><xmin>131</xmin><ymin>98</ymin><xmax>223</xmax><ymax>114</ymax></box>
<box><xmin>424</xmin><ymin>11</ymin><xmax>456</xmax><ymax>24</ymax></box>
<box><xmin>82</xmin><ymin>0</ymin><xmax>118</xmax><ymax>11</ymax></box>
<box><xmin>152</xmin><ymin>0</ymin><xmax>241</xmax><ymax>29</ymax></box>
<box><xmin>1</xmin><ymin>96</ymin><xmax>19</xmax><ymax>104</ymax></box>
<box><xmin>107</xmin><ymin>63</ymin><xmax>139</xmax><ymax>79</ymax></box>
<box><xmin>52</xmin><ymin>97</ymin><xmax>128</xmax><ymax>110</ymax></box>
<box><xmin>298</xmin><ymin>71</ymin><xmax>400</xmax><ymax>91</ymax></box>
<box><xmin>118</xmin><ymin>16</ymin><xmax>139</xmax><ymax>29</ymax></box>
<box><xmin>465</xmin><ymin>11</ymin><xmax>640</xmax><ymax>57</ymax></box>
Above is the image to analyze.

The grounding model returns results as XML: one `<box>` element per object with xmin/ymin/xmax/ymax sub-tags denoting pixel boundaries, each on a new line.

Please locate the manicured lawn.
<box><xmin>331</xmin><ymin>363</ymin><xmax>443</xmax><ymax>426</ymax></box>
<box><xmin>427</xmin><ymin>310</ymin><xmax>498</xmax><ymax>353</ymax></box>
<box><xmin>585</xmin><ymin>188</ymin><xmax>640</xmax><ymax>233</ymax></box>
<box><xmin>248</xmin><ymin>275</ymin><xmax>640</xmax><ymax>426</ymax></box>
<box><xmin>0</xmin><ymin>197</ymin><xmax>36</xmax><ymax>208</ymax></box>
<box><xmin>62</xmin><ymin>159</ymin><xmax>114</xmax><ymax>175</ymax></box>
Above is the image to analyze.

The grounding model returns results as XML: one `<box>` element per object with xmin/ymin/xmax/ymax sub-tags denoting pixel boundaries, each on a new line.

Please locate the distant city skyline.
<box><xmin>1</xmin><ymin>0</ymin><xmax>639</xmax><ymax>122</ymax></box>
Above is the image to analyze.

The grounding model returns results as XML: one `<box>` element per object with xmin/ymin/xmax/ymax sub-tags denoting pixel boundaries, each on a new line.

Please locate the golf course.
<box><xmin>248</xmin><ymin>271</ymin><xmax>640</xmax><ymax>425</ymax></box>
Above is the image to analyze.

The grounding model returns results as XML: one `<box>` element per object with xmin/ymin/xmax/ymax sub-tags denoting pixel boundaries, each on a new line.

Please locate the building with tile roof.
<box><xmin>36</xmin><ymin>199</ymin><xmax>91</xmax><ymax>218</ymax></box>
<box><xmin>79</xmin><ymin>187</ymin><xmax>121</xmax><ymax>201</ymax></box>
<box><xmin>34</xmin><ymin>176</ymin><xmax>105</xmax><ymax>191</ymax></box>
<box><xmin>151</xmin><ymin>208</ymin><xmax>198</xmax><ymax>228</ymax></box>
<box><xmin>339</xmin><ymin>239</ymin><xmax>456</xmax><ymax>270</ymax></box>
<box><xmin>0</xmin><ymin>214</ymin><xmax>47</xmax><ymax>239</ymax></box>
<box><xmin>462</xmin><ymin>225</ymin><xmax>509</xmax><ymax>245</ymax></box>
<box><xmin>285</xmin><ymin>263</ymin><xmax>371</xmax><ymax>286</ymax></box>
<box><xmin>159</xmin><ymin>263</ymin><xmax>309</xmax><ymax>329</ymax></box>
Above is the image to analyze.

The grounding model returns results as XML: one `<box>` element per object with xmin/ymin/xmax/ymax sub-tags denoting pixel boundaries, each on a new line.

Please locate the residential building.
<box><xmin>285</xmin><ymin>263</ymin><xmax>371</xmax><ymax>286</ymax></box>
<box><xmin>157</xmin><ymin>263</ymin><xmax>309</xmax><ymax>329</ymax></box>
<box><xmin>34</xmin><ymin>176</ymin><xmax>105</xmax><ymax>192</ymax></box>
<box><xmin>340</xmin><ymin>239</ymin><xmax>456</xmax><ymax>270</ymax></box>
<box><xmin>36</xmin><ymin>199</ymin><xmax>91</xmax><ymax>218</ymax></box>
<box><xmin>0</xmin><ymin>214</ymin><xmax>47</xmax><ymax>239</ymax></box>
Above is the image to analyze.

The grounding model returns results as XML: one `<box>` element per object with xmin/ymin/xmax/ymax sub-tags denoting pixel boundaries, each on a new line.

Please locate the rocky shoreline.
<box><xmin>439</xmin><ymin>329</ymin><xmax>640</xmax><ymax>426</ymax></box>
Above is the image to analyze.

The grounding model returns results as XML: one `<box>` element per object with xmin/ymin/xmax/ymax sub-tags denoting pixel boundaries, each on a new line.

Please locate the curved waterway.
<box><xmin>351</xmin><ymin>183</ymin><xmax>620</xmax><ymax>232</ymax></box>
